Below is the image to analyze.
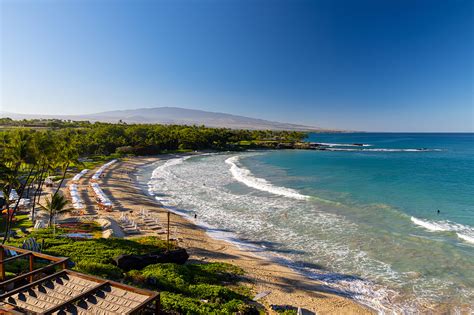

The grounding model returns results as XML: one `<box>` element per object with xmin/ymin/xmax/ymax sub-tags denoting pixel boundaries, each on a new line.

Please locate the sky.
<box><xmin>0</xmin><ymin>0</ymin><xmax>473</xmax><ymax>132</ymax></box>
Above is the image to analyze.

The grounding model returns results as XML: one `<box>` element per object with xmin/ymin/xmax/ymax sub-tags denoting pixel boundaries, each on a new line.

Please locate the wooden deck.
<box><xmin>0</xmin><ymin>245</ymin><xmax>159</xmax><ymax>314</ymax></box>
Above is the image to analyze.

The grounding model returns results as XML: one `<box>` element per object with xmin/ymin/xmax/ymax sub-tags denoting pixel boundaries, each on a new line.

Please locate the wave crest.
<box><xmin>151</xmin><ymin>156</ymin><xmax>191</xmax><ymax>179</ymax></box>
<box><xmin>411</xmin><ymin>217</ymin><xmax>474</xmax><ymax>244</ymax></box>
<box><xmin>225</xmin><ymin>156</ymin><xmax>310</xmax><ymax>200</ymax></box>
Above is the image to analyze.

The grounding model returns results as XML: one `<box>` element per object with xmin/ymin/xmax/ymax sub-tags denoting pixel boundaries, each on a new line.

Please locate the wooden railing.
<box><xmin>0</xmin><ymin>244</ymin><xmax>69</xmax><ymax>285</ymax></box>
<box><xmin>0</xmin><ymin>245</ymin><xmax>159</xmax><ymax>314</ymax></box>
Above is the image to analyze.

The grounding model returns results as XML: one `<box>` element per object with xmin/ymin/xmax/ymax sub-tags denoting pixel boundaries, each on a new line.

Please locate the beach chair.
<box><xmin>143</xmin><ymin>217</ymin><xmax>157</xmax><ymax>224</ymax></box>
<box><xmin>123</xmin><ymin>221</ymin><xmax>140</xmax><ymax>235</ymax></box>
<box><xmin>144</xmin><ymin>217</ymin><xmax>162</xmax><ymax>230</ymax></box>
<box><xmin>146</xmin><ymin>222</ymin><xmax>162</xmax><ymax>230</ymax></box>
<box><xmin>119</xmin><ymin>214</ymin><xmax>134</xmax><ymax>227</ymax></box>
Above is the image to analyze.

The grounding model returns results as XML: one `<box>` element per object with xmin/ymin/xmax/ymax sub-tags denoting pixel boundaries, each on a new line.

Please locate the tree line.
<box><xmin>0</xmin><ymin>119</ymin><xmax>307</xmax><ymax>241</ymax></box>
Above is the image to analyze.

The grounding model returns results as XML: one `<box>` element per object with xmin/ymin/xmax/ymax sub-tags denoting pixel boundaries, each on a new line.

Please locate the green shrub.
<box><xmin>76</xmin><ymin>260</ymin><xmax>123</xmax><ymax>280</ymax></box>
<box><xmin>4</xmin><ymin>258</ymin><xmax>30</xmax><ymax>275</ymax></box>
<box><xmin>139</xmin><ymin>263</ymin><xmax>192</xmax><ymax>293</ymax></box>
<box><xmin>6</xmin><ymin>234</ymin><xmax>256</xmax><ymax>313</ymax></box>
<box><xmin>187</xmin><ymin>262</ymin><xmax>244</xmax><ymax>284</ymax></box>
<box><xmin>128</xmin><ymin>262</ymin><xmax>252</xmax><ymax>312</ymax></box>
<box><xmin>160</xmin><ymin>292</ymin><xmax>251</xmax><ymax>315</ymax></box>
<box><xmin>188</xmin><ymin>284</ymin><xmax>241</xmax><ymax>301</ymax></box>
<box><xmin>42</xmin><ymin>237</ymin><xmax>170</xmax><ymax>264</ymax></box>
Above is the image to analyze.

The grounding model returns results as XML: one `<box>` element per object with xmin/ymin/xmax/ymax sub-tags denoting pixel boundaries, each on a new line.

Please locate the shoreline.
<box><xmin>101</xmin><ymin>155</ymin><xmax>373</xmax><ymax>314</ymax></box>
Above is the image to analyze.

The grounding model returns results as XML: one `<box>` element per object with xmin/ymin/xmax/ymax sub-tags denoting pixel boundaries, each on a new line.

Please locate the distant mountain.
<box><xmin>1</xmin><ymin>107</ymin><xmax>324</xmax><ymax>131</ymax></box>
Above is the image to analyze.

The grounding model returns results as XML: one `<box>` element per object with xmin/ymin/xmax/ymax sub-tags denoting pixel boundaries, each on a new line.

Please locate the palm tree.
<box><xmin>51</xmin><ymin>131</ymin><xmax>81</xmax><ymax>198</ymax></box>
<box><xmin>39</xmin><ymin>193</ymin><xmax>69</xmax><ymax>228</ymax></box>
<box><xmin>1</xmin><ymin>130</ymin><xmax>39</xmax><ymax>243</ymax></box>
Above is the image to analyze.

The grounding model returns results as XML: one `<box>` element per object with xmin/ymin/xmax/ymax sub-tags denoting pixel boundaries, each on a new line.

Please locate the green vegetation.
<box><xmin>127</xmin><ymin>263</ymin><xmax>255</xmax><ymax>314</ymax></box>
<box><xmin>7</xmin><ymin>231</ymin><xmax>174</xmax><ymax>267</ymax></box>
<box><xmin>0</xmin><ymin>214</ymin><xmax>32</xmax><ymax>234</ymax></box>
<box><xmin>0</xmin><ymin>118</ymin><xmax>306</xmax><ymax>155</ymax></box>
<box><xmin>6</xmin><ymin>231</ymin><xmax>257</xmax><ymax>314</ymax></box>
<box><xmin>0</xmin><ymin>118</ymin><xmax>297</xmax><ymax>312</ymax></box>
<box><xmin>38</xmin><ymin>193</ymin><xmax>69</xmax><ymax>227</ymax></box>
<box><xmin>0</xmin><ymin>118</ymin><xmax>305</xmax><ymax>242</ymax></box>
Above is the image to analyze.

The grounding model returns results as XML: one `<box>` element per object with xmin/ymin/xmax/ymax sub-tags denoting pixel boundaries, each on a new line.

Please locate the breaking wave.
<box><xmin>313</xmin><ymin>142</ymin><xmax>372</xmax><ymax>147</ymax></box>
<box><xmin>411</xmin><ymin>217</ymin><xmax>474</xmax><ymax>244</ymax></box>
<box><xmin>225</xmin><ymin>156</ymin><xmax>310</xmax><ymax>200</ymax></box>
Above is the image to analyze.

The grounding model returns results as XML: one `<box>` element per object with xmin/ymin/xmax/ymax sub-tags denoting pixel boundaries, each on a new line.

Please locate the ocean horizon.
<box><xmin>139</xmin><ymin>132</ymin><xmax>474</xmax><ymax>312</ymax></box>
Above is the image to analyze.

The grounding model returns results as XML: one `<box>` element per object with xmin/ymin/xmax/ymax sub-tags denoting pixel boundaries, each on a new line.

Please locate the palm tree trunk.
<box><xmin>53</xmin><ymin>162</ymin><xmax>69</xmax><ymax>198</ymax></box>
<box><xmin>3</xmin><ymin>166</ymin><xmax>35</xmax><ymax>243</ymax></box>
<box><xmin>48</xmin><ymin>210</ymin><xmax>53</xmax><ymax>228</ymax></box>
<box><xmin>31</xmin><ymin>165</ymin><xmax>46</xmax><ymax>222</ymax></box>
<box><xmin>37</xmin><ymin>168</ymin><xmax>48</xmax><ymax>203</ymax></box>
<box><xmin>2</xmin><ymin>163</ymin><xmax>21</xmax><ymax>243</ymax></box>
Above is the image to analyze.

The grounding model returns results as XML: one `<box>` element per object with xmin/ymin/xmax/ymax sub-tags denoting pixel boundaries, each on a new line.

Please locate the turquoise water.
<box><xmin>142</xmin><ymin>133</ymin><xmax>474</xmax><ymax>312</ymax></box>
<box><xmin>263</xmin><ymin>133</ymin><xmax>474</xmax><ymax>227</ymax></box>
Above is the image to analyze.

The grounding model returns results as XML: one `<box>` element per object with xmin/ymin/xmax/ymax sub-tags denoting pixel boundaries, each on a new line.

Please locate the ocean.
<box><xmin>138</xmin><ymin>133</ymin><xmax>474</xmax><ymax>312</ymax></box>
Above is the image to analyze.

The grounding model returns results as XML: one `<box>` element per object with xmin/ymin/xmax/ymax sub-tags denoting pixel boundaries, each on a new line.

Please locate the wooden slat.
<box><xmin>0</xmin><ymin>252</ymin><xmax>31</xmax><ymax>264</ymax></box>
<box><xmin>65</xmin><ymin>270</ymin><xmax>158</xmax><ymax>297</ymax></box>
<box><xmin>0</xmin><ymin>259</ymin><xmax>68</xmax><ymax>289</ymax></box>
<box><xmin>0</xmin><ymin>270</ymin><xmax>66</xmax><ymax>300</ymax></box>
<box><xmin>0</xmin><ymin>249</ymin><xmax>4</xmax><ymax>281</ymax></box>
<box><xmin>0</xmin><ymin>246</ymin><xmax>161</xmax><ymax>314</ymax></box>
<box><xmin>65</xmin><ymin>270</ymin><xmax>160</xmax><ymax>314</ymax></box>
<box><xmin>42</xmin><ymin>281</ymin><xmax>110</xmax><ymax>315</ymax></box>
<box><xmin>0</xmin><ymin>245</ymin><xmax>66</xmax><ymax>262</ymax></box>
<box><xmin>126</xmin><ymin>294</ymin><xmax>160</xmax><ymax>315</ymax></box>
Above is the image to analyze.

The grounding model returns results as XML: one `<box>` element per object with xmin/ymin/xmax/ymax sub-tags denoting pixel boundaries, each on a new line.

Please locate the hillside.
<box><xmin>1</xmin><ymin>107</ymin><xmax>323</xmax><ymax>131</ymax></box>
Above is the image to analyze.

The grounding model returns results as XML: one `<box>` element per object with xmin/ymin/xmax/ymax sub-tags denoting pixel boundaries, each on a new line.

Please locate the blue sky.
<box><xmin>1</xmin><ymin>0</ymin><xmax>473</xmax><ymax>131</ymax></box>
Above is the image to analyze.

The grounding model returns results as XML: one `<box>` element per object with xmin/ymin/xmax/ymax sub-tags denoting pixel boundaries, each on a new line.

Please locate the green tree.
<box><xmin>39</xmin><ymin>193</ymin><xmax>69</xmax><ymax>228</ymax></box>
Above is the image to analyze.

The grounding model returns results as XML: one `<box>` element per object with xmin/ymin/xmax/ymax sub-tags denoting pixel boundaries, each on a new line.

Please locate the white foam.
<box><xmin>411</xmin><ymin>217</ymin><xmax>474</xmax><ymax>244</ymax></box>
<box><xmin>411</xmin><ymin>217</ymin><xmax>446</xmax><ymax>232</ymax></box>
<box><xmin>150</xmin><ymin>156</ymin><xmax>192</xmax><ymax>179</ymax></box>
<box><xmin>225</xmin><ymin>156</ymin><xmax>310</xmax><ymax>200</ymax></box>
<box><xmin>145</xmin><ymin>154</ymin><xmax>404</xmax><ymax>312</ymax></box>
<box><xmin>327</xmin><ymin>148</ymin><xmax>440</xmax><ymax>152</ymax></box>
<box><xmin>457</xmin><ymin>233</ymin><xmax>474</xmax><ymax>244</ymax></box>
<box><xmin>142</xmin><ymin>153</ymin><xmax>474</xmax><ymax>312</ymax></box>
<box><xmin>313</xmin><ymin>142</ymin><xmax>372</xmax><ymax>147</ymax></box>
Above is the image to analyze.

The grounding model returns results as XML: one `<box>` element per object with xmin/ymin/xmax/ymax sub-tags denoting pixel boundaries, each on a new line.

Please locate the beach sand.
<box><xmin>78</xmin><ymin>156</ymin><xmax>373</xmax><ymax>314</ymax></box>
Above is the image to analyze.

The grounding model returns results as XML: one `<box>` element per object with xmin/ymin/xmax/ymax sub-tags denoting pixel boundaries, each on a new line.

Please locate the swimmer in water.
<box><xmin>437</xmin><ymin>209</ymin><xmax>440</xmax><ymax>214</ymax></box>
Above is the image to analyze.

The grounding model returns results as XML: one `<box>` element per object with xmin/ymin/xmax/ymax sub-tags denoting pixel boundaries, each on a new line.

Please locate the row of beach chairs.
<box><xmin>139</xmin><ymin>209</ymin><xmax>166</xmax><ymax>234</ymax></box>
<box><xmin>119</xmin><ymin>213</ymin><xmax>140</xmax><ymax>235</ymax></box>
<box><xmin>118</xmin><ymin>210</ymin><xmax>167</xmax><ymax>235</ymax></box>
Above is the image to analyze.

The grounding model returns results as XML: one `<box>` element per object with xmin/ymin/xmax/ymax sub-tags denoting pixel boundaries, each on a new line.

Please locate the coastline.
<box><xmin>101</xmin><ymin>155</ymin><xmax>373</xmax><ymax>314</ymax></box>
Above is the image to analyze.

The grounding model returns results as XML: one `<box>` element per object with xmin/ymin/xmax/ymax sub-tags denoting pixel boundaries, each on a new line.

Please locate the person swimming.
<box><xmin>437</xmin><ymin>209</ymin><xmax>440</xmax><ymax>214</ymax></box>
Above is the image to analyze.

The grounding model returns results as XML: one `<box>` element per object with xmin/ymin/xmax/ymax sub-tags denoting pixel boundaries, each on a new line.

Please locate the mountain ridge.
<box><xmin>1</xmin><ymin>106</ymin><xmax>327</xmax><ymax>131</ymax></box>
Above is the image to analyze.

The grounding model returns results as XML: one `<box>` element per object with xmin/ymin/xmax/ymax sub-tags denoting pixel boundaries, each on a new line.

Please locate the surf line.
<box><xmin>225</xmin><ymin>155</ymin><xmax>310</xmax><ymax>201</ymax></box>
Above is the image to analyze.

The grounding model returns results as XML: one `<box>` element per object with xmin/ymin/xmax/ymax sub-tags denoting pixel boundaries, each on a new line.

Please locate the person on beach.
<box><xmin>194</xmin><ymin>213</ymin><xmax>197</xmax><ymax>219</ymax></box>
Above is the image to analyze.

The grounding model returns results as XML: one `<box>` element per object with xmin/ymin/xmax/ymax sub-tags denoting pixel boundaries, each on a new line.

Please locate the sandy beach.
<box><xmin>74</xmin><ymin>156</ymin><xmax>373</xmax><ymax>314</ymax></box>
